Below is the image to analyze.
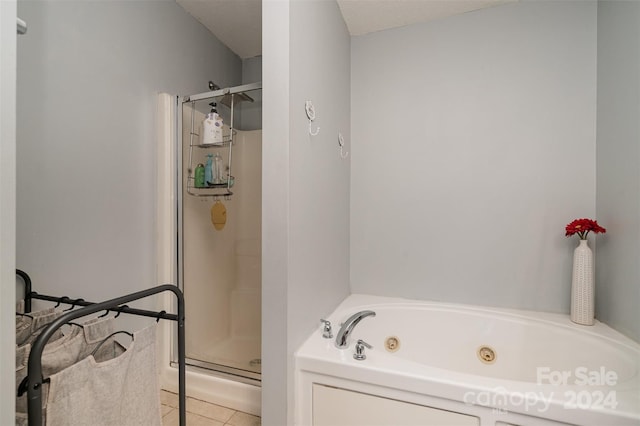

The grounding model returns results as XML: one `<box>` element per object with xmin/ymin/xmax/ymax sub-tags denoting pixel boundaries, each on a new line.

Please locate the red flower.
<box><xmin>565</xmin><ymin>218</ymin><xmax>606</xmax><ymax>240</ymax></box>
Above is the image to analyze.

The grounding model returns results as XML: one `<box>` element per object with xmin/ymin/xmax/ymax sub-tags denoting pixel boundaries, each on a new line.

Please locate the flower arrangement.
<box><xmin>565</xmin><ymin>218</ymin><xmax>606</xmax><ymax>240</ymax></box>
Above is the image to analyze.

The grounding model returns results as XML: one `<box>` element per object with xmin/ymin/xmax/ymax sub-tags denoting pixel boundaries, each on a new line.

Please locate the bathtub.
<box><xmin>295</xmin><ymin>295</ymin><xmax>640</xmax><ymax>426</ymax></box>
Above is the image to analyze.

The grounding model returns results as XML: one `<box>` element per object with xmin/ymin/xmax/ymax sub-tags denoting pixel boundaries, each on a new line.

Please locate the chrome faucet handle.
<box><xmin>353</xmin><ymin>339</ymin><xmax>372</xmax><ymax>361</ymax></box>
<box><xmin>320</xmin><ymin>319</ymin><xmax>333</xmax><ymax>339</ymax></box>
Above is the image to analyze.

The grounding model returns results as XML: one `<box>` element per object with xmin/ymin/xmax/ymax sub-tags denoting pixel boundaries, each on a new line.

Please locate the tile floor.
<box><xmin>161</xmin><ymin>390</ymin><xmax>261</xmax><ymax>426</ymax></box>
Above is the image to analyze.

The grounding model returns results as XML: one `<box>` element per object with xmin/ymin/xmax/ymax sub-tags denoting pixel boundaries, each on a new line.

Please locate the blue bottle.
<box><xmin>204</xmin><ymin>154</ymin><xmax>214</xmax><ymax>185</ymax></box>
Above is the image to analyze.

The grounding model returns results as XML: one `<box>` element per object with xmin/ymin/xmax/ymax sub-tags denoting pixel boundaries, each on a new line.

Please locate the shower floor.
<box><xmin>187</xmin><ymin>336</ymin><xmax>261</xmax><ymax>376</ymax></box>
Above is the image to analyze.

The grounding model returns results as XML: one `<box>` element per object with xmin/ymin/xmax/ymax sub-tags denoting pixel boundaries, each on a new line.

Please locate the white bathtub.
<box><xmin>295</xmin><ymin>295</ymin><xmax>640</xmax><ymax>426</ymax></box>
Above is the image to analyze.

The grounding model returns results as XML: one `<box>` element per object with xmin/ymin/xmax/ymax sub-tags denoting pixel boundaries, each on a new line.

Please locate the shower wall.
<box><xmin>181</xmin><ymin>107</ymin><xmax>262</xmax><ymax>371</ymax></box>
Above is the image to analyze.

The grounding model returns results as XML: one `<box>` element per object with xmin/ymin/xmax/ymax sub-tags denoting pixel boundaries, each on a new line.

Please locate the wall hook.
<box><xmin>305</xmin><ymin>101</ymin><xmax>320</xmax><ymax>136</ymax></box>
<box><xmin>338</xmin><ymin>133</ymin><xmax>349</xmax><ymax>159</ymax></box>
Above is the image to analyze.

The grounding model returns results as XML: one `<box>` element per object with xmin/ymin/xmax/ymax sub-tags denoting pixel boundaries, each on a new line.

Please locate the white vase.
<box><xmin>570</xmin><ymin>239</ymin><xmax>595</xmax><ymax>325</ymax></box>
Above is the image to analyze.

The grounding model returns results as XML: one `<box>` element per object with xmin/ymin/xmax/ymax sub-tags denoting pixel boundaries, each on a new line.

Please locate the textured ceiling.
<box><xmin>337</xmin><ymin>0</ymin><xmax>514</xmax><ymax>36</ymax></box>
<box><xmin>176</xmin><ymin>0</ymin><xmax>514</xmax><ymax>59</ymax></box>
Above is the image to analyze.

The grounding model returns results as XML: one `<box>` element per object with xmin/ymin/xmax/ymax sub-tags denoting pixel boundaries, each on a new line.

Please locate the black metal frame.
<box><xmin>15</xmin><ymin>270</ymin><xmax>186</xmax><ymax>426</ymax></box>
<box><xmin>16</xmin><ymin>269</ymin><xmax>32</xmax><ymax>312</ymax></box>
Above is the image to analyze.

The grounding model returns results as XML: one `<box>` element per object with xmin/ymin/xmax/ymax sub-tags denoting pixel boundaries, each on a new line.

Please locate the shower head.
<box><xmin>207</xmin><ymin>81</ymin><xmax>254</xmax><ymax>107</ymax></box>
<box><xmin>218</xmin><ymin>92</ymin><xmax>254</xmax><ymax>108</ymax></box>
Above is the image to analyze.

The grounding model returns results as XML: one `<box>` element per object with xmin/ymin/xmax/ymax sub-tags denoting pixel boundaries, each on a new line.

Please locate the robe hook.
<box><xmin>305</xmin><ymin>101</ymin><xmax>320</xmax><ymax>136</ymax></box>
<box><xmin>338</xmin><ymin>133</ymin><xmax>349</xmax><ymax>159</ymax></box>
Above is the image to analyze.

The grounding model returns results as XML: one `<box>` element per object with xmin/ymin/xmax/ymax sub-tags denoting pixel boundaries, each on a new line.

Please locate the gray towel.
<box><xmin>15</xmin><ymin>316</ymin><xmax>125</xmax><ymax>423</ymax></box>
<box><xmin>45</xmin><ymin>324</ymin><xmax>161</xmax><ymax>426</ymax></box>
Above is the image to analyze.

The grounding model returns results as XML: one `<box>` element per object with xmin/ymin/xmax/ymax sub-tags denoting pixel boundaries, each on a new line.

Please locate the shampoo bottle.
<box><xmin>194</xmin><ymin>163</ymin><xmax>205</xmax><ymax>188</ymax></box>
<box><xmin>204</xmin><ymin>154</ymin><xmax>214</xmax><ymax>185</ymax></box>
<box><xmin>202</xmin><ymin>102</ymin><xmax>223</xmax><ymax>145</ymax></box>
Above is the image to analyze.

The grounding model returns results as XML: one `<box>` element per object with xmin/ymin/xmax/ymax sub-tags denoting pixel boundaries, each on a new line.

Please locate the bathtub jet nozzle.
<box><xmin>335</xmin><ymin>310</ymin><xmax>376</xmax><ymax>349</ymax></box>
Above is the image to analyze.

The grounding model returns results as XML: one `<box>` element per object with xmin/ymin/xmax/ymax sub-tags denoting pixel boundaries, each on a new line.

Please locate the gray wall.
<box><xmin>1</xmin><ymin>1</ymin><xmax>18</xmax><ymax>422</ymax></box>
<box><xmin>262</xmin><ymin>0</ymin><xmax>351</xmax><ymax>424</ymax></box>
<box><xmin>16</xmin><ymin>1</ymin><xmax>241</xmax><ymax>311</ymax></box>
<box><xmin>350</xmin><ymin>1</ymin><xmax>597</xmax><ymax>313</ymax></box>
<box><xmin>595</xmin><ymin>0</ymin><xmax>640</xmax><ymax>342</ymax></box>
<box><xmin>240</xmin><ymin>55</ymin><xmax>262</xmax><ymax>130</ymax></box>
<box><xmin>242</xmin><ymin>56</ymin><xmax>262</xmax><ymax>84</ymax></box>
<box><xmin>261</xmin><ymin>1</ymin><xmax>289</xmax><ymax>421</ymax></box>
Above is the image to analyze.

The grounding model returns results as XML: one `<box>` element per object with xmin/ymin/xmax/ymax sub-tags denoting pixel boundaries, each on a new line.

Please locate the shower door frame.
<box><xmin>173</xmin><ymin>82</ymin><xmax>263</xmax><ymax>386</ymax></box>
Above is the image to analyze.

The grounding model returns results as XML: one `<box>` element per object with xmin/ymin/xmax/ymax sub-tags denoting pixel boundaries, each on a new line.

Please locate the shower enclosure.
<box><xmin>176</xmin><ymin>82</ymin><xmax>262</xmax><ymax>384</ymax></box>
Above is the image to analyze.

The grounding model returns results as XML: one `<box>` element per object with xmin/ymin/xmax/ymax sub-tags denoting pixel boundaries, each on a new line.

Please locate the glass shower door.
<box><xmin>177</xmin><ymin>84</ymin><xmax>262</xmax><ymax>382</ymax></box>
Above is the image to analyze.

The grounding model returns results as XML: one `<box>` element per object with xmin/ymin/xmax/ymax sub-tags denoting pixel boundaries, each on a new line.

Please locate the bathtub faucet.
<box><xmin>335</xmin><ymin>310</ymin><xmax>376</xmax><ymax>349</ymax></box>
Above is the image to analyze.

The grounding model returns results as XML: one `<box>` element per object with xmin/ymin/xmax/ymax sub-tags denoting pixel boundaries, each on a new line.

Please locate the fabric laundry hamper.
<box><xmin>16</xmin><ymin>308</ymin><xmax>64</xmax><ymax>347</ymax></box>
<box><xmin>45</xmin><ymin>324</ymin><xmax>161</xmax><ymax>426</ymax></box>
<box><xmin>15</xmin><ymin>317</ymin><xmax>124</xmax><ymax>426</ymax></box>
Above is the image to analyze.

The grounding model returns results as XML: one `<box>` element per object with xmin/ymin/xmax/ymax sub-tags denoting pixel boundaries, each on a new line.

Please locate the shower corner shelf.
<box><xmin>184</xmin><ymin>90</ymin><xmax>243</xmax><ymax>199</ymax></box>
<box><xmin>186</xmin><ymin>178</ymin><xmax>235</xmax><ymax>198</ymax></box>
<box><xmin>186</xmin><ymin>188</ymin><xmax>234</xmax><ymax>198</ymax></box>
<box><xmin>190</xmin><ymin>132</ymin><xmax>236</xmax><ymax>149</ymax></box>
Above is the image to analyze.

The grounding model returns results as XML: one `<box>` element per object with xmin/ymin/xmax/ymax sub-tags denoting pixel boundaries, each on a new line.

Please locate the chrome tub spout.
<box><xmin>335</xmin><ymin>310</ymin><xmax>376</xmax><ymax>349</ymax></box>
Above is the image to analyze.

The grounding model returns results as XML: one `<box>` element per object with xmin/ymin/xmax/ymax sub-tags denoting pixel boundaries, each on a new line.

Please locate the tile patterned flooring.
<box><xmin>161</xmin><ymin>390</ymin><xmax>261</xmax><ymax>426</ymax></box>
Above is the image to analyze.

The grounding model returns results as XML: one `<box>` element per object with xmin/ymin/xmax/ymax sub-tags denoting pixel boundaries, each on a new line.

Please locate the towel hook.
<box><xmin>115</xmin><ymin>305</ymin><xmax>128</xmax><ymax>318</ymax></box>
<box><xmin>55</xmin><ymin>296</ymin><xmax>70</xmax><ymax>308</ymax></box>
<box><xmin>305</xmin><ymin>101</ymin><xmax>320</xmax><ymax>136</ymax></box>
<box><xmin>338</xmin><ymin>133</ymin><xmax>349</xmax><ymax>159</ymax></box>
<box><xmin>156</xmin><ymin>310</ymin><xmax>167</xmax><ymax>323</ymax></box>
<box><xmin>64</xmin><ymin>298</ymin><xmax>84</xmax><ymax>311</ymax></box>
